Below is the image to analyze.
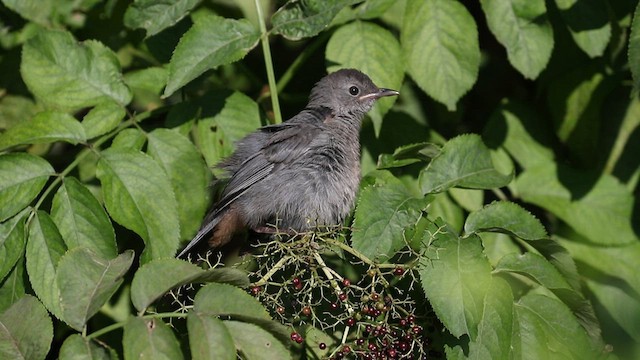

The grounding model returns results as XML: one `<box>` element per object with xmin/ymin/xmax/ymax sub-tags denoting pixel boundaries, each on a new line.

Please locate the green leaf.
<box><xmin>512</xmin><ymin>294</ymin><xmax>596</xmax><ymax>358</ymax></box>
<box><xmin>124</xmin><ymin>0</ymin><xmax>200</xmax><ymax>36</ymax></box>
<box><xmin>124</xmin><ymin>67</ymin><xmax>168</xmax><ymax>94</ymax></box>
<box><xmin>82</xmin><ymin>101</ymin><xmax>125</xmax><ymax>139</ymax></box>
<box><xmin>0</xmin><ymin>295</ymin><xmax>52</xmax><ymax>360</ymax></box>
<box><xmin>465</xmin><ymin>201</ymin><xmax>548</xmax><ymax>240</ymax></box>
<box><xmin>187</xmin><ymin>91</ymin><xmax>262</xmax><ymax>167</ymax></box>
<box><xmin>96</xmin><ymin>149</ymin><xmax>180</xmax><ymax>262</ymax></box>
<box><xmin>0</xmin><ymin>153</ymin><xmax>53</xmax><ymax>222</ymax></box>
<box><xmin>223</xmin><ymin>320</ymin><xmax>291</xmax><ymax>360</ymax></box>
<box><xmin>26</xmin><ymin>211</ymin><xmax>66</xmax><ymax>319</ymax></box>
<box><xmin>57</xmin><ymin>248</ymin><xmax>133</xmax><ymax>331</ymax></box>
<box><xmin>516</xmin><ymin>164</ymin><xmax>637</xmax><ymax>245</ymax></box>
<box><xmin>427</xmin><ymin>192</ymin><xmax>464</xmax><ymax>233</ymax></box>
<box><xmin>123</xmin><ymin>317</ymin><xmax>184</xmax><ymax>360</ymax></box>
<box><xmin>51</xmin><ymin>177</ymin><xmax>117</xmax><ymax>259</ymax></box>
<box><xmin>402</xmin><ymin>0</ymin><xmax>480</xmax><ymax>110</ymax></box>
<box><xmin>480</xmin><ymin>0</ymin><xmax>553</xmax><ymax>79</ymax></box>
<box><xmin>305</xmin><ymin>326</ymin><xmax>336</xmax><ymax>359</ymax></box>
<box><xmin>554</xmin><ymin>0</ymin><xmax>611</xmax><ymax>58</ymax></box>
<box><xmin>0</xmin><ymin>211</ymin><xmax>27</xmax><ymax>283</ymax></box>
<box><xmin>449</xmin><ymin>188</ymin><xmax>484</xmax><ymax>212</ymax></box>
<box><xmin>418</xmin><ymin>222</ymin><xmax>493</xmax><ymax>339</ymax></box>
<box><xmin>21</xmin><ymin>29</ymin><xmax>132</xmax><ymax>111</ymax></box>
<box><xmin>1</xmin><ymin>0</ymin><xmax>53</xmax><ymax>25</ymax></box>
<box><xmin>467</xmin><ymin>278</ymin><xmax>514</xmax><ymax>359</ymax></box>
<box><xmin>419</xmin><ymin>134</ymin><xmax>512</xmax><ymax>194</ymax></box>
<box><xmin>59</xmin><ymin>334</ymin><xmax>114</xmax><ymax>360</ymax></box>
<box><xmin>483</xmin><ymin>100</ymin><xmax>555</xmax><ymax>169</ymax></box>
<box><xmin>326</xmin><ymin>21</ymin><xmax>403</xmax><ymax>135</ymax></box>
<box><xmin>147</xmin><ymin>129</ymin><xmax>210</xmax><ymax>239</ymax></box>
<box><xmin>0</xmin><ymin>259</ymin><xmax>26</xmax><ymax>313</ymax></box>
<box><xmin>271</xmin><ymin>0</ymin><xmax>355</xmax><ymax>40</ymax></box>
<box><xmin>164</xmin><ymin>15</ymin><xmax>260</xmax><ymax>97</ymax></box>
<box><xmin>352</xmin><ymin>173</ymin><xmax>428</xmax><ymax>262</ymax></box>
<box><xmin>630</xmin><ymin>1</ymin><xmax>640</xmax><ymax>94</ymax></box>
<box><xmin>0</xmin><ymin>95</ymin><xmax>40</xmax><ymax>131</ymax></box>
<box><xmin>0</xmin><ymin>110</ymin><xmax>86</xmax><ymax>150</ymax></box>
<box><xmin>194</xmin><ymin>283</ymin><xmax>270</xmax><ymax>320</ymax></box>
<box><xmin>187</xmin><ymin>312</ymin><xmax>235</xmax><ymax>360</ymax></box>
<box><xmin>110</xmin><ymin>128</ymin><xmax>147</xmax><ymax>150</ymax></box>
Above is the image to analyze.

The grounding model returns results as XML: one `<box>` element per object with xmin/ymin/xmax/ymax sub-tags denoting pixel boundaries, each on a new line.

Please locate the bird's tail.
<box><xmin>176</xmin><ymin>215</ymin><xmax>222</xmax><ymax>258</ymax></box>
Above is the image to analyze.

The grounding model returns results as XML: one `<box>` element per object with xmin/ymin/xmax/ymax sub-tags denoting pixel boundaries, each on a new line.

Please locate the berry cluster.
<box><xmin>245</xmin><ymin>230</ymin><xmax>432</xmax><ymax>359</ymax></box>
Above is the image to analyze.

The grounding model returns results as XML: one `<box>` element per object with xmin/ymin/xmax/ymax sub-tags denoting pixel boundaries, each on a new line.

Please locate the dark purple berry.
<box><xmin>339</xmin><ymin>293</ymin><xmax>348</xmax><ymax>301</ymax></box>
<box><xmin>342</xmin><ymin>278</ymin><xmax>351</xmax><ymax>287</ymax></box>
<box><xmin>319</xmin><ymin>342</ymin><xmax>327</xmax><ymax>350</ymax></box>
<box><xmin>346</xmin><ymin>318</ymin><xmax>356</xmax><ymax>326</ymax></box>
<box><xmin>330</xmin><ymin>302</ymin><xmax>339</xmax><ymax>310</ymax></box>
<box><xmin>407</xmin><ymin>315</ymin><xmax>415</xmax><ymax>323</ymax></box>
<box><xmin>394</xmin><ymin>267</ymin><xmax>405</xmax><ymax>276</ymax></box>
<box><xmin>251</xmin><ymin>286</ymin><xmax>261</xmax><ymax>295</ymax></box>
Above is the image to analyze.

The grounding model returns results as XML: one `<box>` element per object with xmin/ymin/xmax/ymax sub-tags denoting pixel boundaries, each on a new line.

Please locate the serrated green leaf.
<box><xmin>194</xmin><ymin>283</ymin><xmax>270</xmax><ymax>320</ymax></box>
<box><xmin>0</xmin><ymin>259</ymin><xmax>26</xmax><ymax>313</ymax></box>
<box><xmin>467</xmin><ymin>278</ymin><xmax>513</xmax><ymax>359</ymax></box>
<box><xmin>483</xmin><ymin>100</ymin><xmax>555</xmax><ymax>169</ymax></box>
<box><xmin>0</xmin><ymin>110</ymin><xmax>86</xmax><ymax>150</ymax></box>
<box><xmin>164</xmin><ymin>15</ymin><xmax>259</xmax><ymax>97</ymax></box>
<box><xmin>512</xmin><ymin>294</ymin><xmax>597</xmax><ymax>358</ymax></box>
<box><xmin>326</xmin><ymin>21</ymin><xmax>403</xmax><ymax>135</ymax></box>
<box><xmin>0</xmin><ymin>295</ymin><xmax>52</xmax><ymax>360</ymax></box>
<box><xmin>0</xmin><ymin>211</ymin><xmax>27</xmax><ymax>283</ymax></box>
<box><xmin>58</xmin><ymin>333</ymin><xmax>114</xmax><ymax>360</ymax></box>
<box><xmin>26</xmin><ymin>211</ymin><xmax>66</xmax><ymax>319</ymax></box>
<box><xmin>96</xmin><ymin>149</ymin><xmax>180</xmax><ymax>263</ymax></box>
<box><xmin>480</xmin><ymin>0</ymin><xmax>553</xmax><ymax>79</ymax></box>
<box><xmin>465</xmin><ymin>201</ymin><xmax>547</xmax><ymax>240</ymax></box>
<box><xmin>418</xmin><ymin>222</ymin><xmax>492</xmax><ymax>339</ymax></box>
<box><xmin>271</xmin><ymin>0</ymin><xmax>355</xmax><ymax>40</ymax></box>
<box><xmin>57</xmin><ymin>249</ymin><xmax>133</xmax><ymax>331</ymax></box>
<box><xmin>516</xmin><ymin>164</ymin><xmax>637</xmax><ymax>245</ymax></box>
<box><xmin>352</xmin><ymin>173</ymin><xmax>428</xmax><ymax>262</ymax></box>
<box><xmin>402</xmin><ymin>0</ymin><xmax>480</xmax><ymax>110</ymax></box>
<box><xmin>419</xmin><ymin>134</ymin><xmax>512</xmax><ymax>194</ymax></box>
<box><xmin>188</xmin><ymin>91</ymin><xmax>262</xmax><ymax>167</ymax></box>
<box><xmin>82</xmin><ymin>102</ymin><xmax>125</xmax><ymax>139</ymax></box>
<box><xmin>630</xmin><ymin>2</ymin><xmax>640</xmax><ymax>94</ymax></box>
<box><xmin>147</xmin><ymin>129</ymin><xmax>210</xmax><ymax>239</ymax></box>
<box><xmin>123</xmin><ymin>317</ymin><xmax>184</xmax><ymax>360</ymax></box>
<box><xmin>223</xmin><ymin>320</ymin><xmax>290</xmax><ymax>360</ymax></box>
<box><xmin>51</xmin><ymin>177</ymin><xmax>116</xmax><ymax>259</ymax></box>
<box><xmin>554</xmin><ymin>0</ymin><xmax>610</xmax><ymax>58</ymax></box>
<box><xmin>187</xmin><ymin>312</ymin><xmax>235</xmax><ymax>360</ymax></box>
<box><xmin>21</xmin><ymin>30</ymin><xmax>131</xmax><ymax>111</ymax></box>
<box><xmin>124</xmin><ymin>0</ymin><xmax>200</xmax><ymax>36</ymax></box>
<box><xmin>0</xmin><ymin>154</ymin><xmax>53</xmax><ymax>222</ymax></box>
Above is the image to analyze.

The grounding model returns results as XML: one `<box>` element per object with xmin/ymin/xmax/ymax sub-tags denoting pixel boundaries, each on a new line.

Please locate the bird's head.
<box><xmin>307</xmin><ymin>69</ymin><xmax>399</xmax><ymax>116</ymax></box>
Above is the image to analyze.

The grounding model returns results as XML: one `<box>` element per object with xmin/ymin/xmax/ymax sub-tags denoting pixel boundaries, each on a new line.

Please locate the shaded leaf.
<box><xmin>554</xmin><ymin>0</ymin><xmax>611</xmax><ymax>58</ymax></box>
<box><xmin>271</xmin><ymin>0</ymin><xmax>355</xmax><ymax>40</ymax></box>
<box><xmin>224</xmin><ymin>320</ymin><xmax>291</xmax><ymax>360</ymax></box>
<box><xmin>467</xmin><ymin>278</ymin><xmax>513</xmax><ymax>359</ymax></box>
<box><xmin>0</xmin><ymin>153</ymin><xmax>53</xmax><ymax>222</ymax></box>
<box><xmin>96</xmin><ymin>149</ymin><xmax>180</xmax><ymax>263</ymax></box>
<box><xmin>326</xmin><ymin>20</ymin><xmax>403</xmax><ymax>135</ymax></box>
<box><xmin>57</xmin><ymin>248</ymin><xmax>133</xmax><ymax>331</ymax></box>
<box><xmin>630</xmin><ymin>1</ymin><xmax>640</xmax><ymax>94</ymax></box>
<box><xmin>0</xmin><ymin>111</ymin><xmax>86</xmax><ymax>150</ymax></box>
<box><xmin>0</xmin><ymin>259</ymin><xmax>26</xmax><ymax>313</ymax></box>
<box><xmin>147</xmin><ymin>129</ymin><xmax>210</xmax><ymax>239</ymax></box>
<box><xmin>516</xmin><ymin>164</ymin><xmax>637</xmax><ymax>245</ymax></box>
<box><xmin>26</xmin><ymin>211</ymin><xmax>66</xmax><ymax>319</ymax></box>
<box><xmin>0</xmin><ymin>295</ymin><xmax>52</xmax><ymax>360</ymax></box>
<box><xmin>124</xmin><ymin>0</ymin><xmax>200</xmax><ymax>36</ymax></box>
<box><xmin>465</xmin><ymin>201</ymin><xmax>548</xmax><ymax>240</ymax></box>
<box><xmin>59</xmin><ymin>334</ymin><xmax>114</xmax><ymax>360</ymax></box>
<box><xmin>124</xmin><ymin>67</ymin><xmax>168</xmax><ymax>94</ymax></box>
<box><xmin>51</xmin><ymin>177</ymin><xmax>116</xmax><ymax>259</ymax></box>
<box><xmin>21</xmin><ymin>29</ymin><xmax>131</xmax><ymax>111</ymax></box>
<box><xmin>123</xmin><ymin>317</ymin><xmax>184</xmax><ymax>360</ymax></box>
<box><xmin>0</xmin><ymin>211</ymin><xmax>27</xmax><ymax>283</ymax></box>
<box><xmin>419</xmin><ymin>134</ymin><xmax>512</xmax><ymax>194</ymax></box>
<box><xmin>187</xmin><ymin>312</ymin><xmax>235</xmax><ymax>360</ymax></box>
<box><xmin>402</xmin><ymin>0</ymin><xmax>480</xmax><ymax>110</ymax></box>
<box><xmin>194</xmin><ymin>283</ymin><xmax>270</xmax><ymax>320</ymax></box>
<box><xmin>1</xmin><ymin>0</ymin><xmax>53</xmax><ymax>25</ymax></box>
<box><xmin>480</xmin><ymin>0</ymin><xmax>553</xmax><ymax>79</ymax></box>
<box><xmin>164</xmin><ymin>15</ymin><xmax>259</xmax><ymax>97</ymax></box>
<box><xmin>82</xmin><ymin>101</ymin><xmax>125</xmax><ymax>139</ymax></box>
<box><xmin>352</xmin><ymin>173</ymin><xmax>429</xmax><ymax>262</ymax></box>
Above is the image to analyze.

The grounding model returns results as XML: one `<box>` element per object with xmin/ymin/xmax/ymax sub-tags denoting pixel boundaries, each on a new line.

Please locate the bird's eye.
<box><xmin>349</xmin><ymin>86</ymin><xmax>360</xmax><ymax>96</ymax></box>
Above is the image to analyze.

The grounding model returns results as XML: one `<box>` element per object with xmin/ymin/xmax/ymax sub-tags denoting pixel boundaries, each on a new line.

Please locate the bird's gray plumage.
<box><xmin>178</xmin><ymin>69</ymin><xmax>398</xmax><ymax>257</ymax></box>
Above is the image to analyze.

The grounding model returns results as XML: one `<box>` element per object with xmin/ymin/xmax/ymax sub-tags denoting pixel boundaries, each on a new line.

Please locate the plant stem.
<box><xmin>254</xmin><ymin>0</ymin><xmax>281</xmax><ymax>124</ymax></box>
<box><xmin>87</xmin><ymin>312</ymin><xmax>186</xmax><ymax>340</ymax></box>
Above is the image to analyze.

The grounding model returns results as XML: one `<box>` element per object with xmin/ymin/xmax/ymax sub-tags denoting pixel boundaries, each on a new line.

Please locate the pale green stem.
<box><xmin>254</xmin><ymin>0</ymin><xmax>282</xmax><ymax>124</ymax></box>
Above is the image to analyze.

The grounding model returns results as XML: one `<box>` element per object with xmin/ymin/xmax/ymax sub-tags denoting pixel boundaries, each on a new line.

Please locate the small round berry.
<box><xmin>251</xmin><ymin>286</ymin><xmax>261</xmax><ymax>295</ymax></box>
<box><xmin>339</xmin><ymin>293</ymin><xmax>348</xmax><ymax>301</ymax></box>
<box><xmin>294</xmin><ymin>283</ymin><xmax>303</xmax><ymax>291</ymax></box>
<box><xmin>399</xmin><ymin>319</ymin><xmax>407</xmax><ymax>327</ymax></box>
<box><xmin>375</xmin><ymin>302</ymin><xmax>385</xmax><ymax>311</ymax></box>
<box><xmin>393</xmin><ymin>267</ymin><xmax>405</xmax><ymax>276</ymax></box>
<box><xmin>356</xmin><ymin>338</ymin><xmax>365</xmax><ymax>346</ymax></box>
<box><xmin>335</xmin><ymin>351</ymin><xmax>344</xmax><ymax>359</ymax></box>
<box><xmin>388</xmin><ymin>348</ymin><xmax>397</xmax><ymax>358</ymax></box>
<box><xmin>342</xmin><ymin>345</ymin><xmax>351</xmax><ymax>353</ymax></box>
<box><xmin>412</xmin><ymin>325</ymin><xmax>422</xmax><ymax>334</ymax></box>
<box><xmin>302</xmin><ymin>306</ymin><xmax>311</xmax><ymax>316</ymax></box>
<box><xmin>276</xmin><ymin>306</ymin><xmax>285</xmax><ymax>314</ymax></box>
<box><xmin>368</xmin><ymin>343</ymin><xmax>377</xmax><ymax>351</ymax></box>
<box><xmin>342</xmin><ymin>278</ymin><xmax>351</xmax><ymax>287</ymax></box>
<box><xmin>319</xmin><ymin>342</ymin><xmax>327</xmax><ymax>350</ymax></box>
<box><xmin>367</xmin><ymin>269</ymin><xmax>376</xmax><ymax>277</ymax></box>
<box><xmin>365</xmin><ymin>325</ymin><xmax>373</xmax><ymax>334</ymax></box>
<box><xmin>292</xmin><ymin>277</ymin><xmax>301</xmax><ymax>285</ymax></box>
<box><xmin>290</xmin><ymin>332</ymin><xmax>300</xmax><ymax>341</ymax></box>
<box><xmin>346</xmin><ymin>318</ymin><xmax>356</xmax><ymax>326</ymax></box>
<box><xmin>407</xmin><ymin>315</ymin><xmax>415</xmax><ymax>323</ymax></box>
<box><xmin>370</xmin><ymin>292</ymin><xmax>380</xmax><ymax>301</ymax></box>
<box><xmin>330</xmin><ymin>302</ymin><xmax>339</xmax><ymax>310</ymax></box>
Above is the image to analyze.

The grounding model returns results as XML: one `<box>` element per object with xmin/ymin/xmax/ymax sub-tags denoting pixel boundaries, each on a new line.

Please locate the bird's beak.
<box><xmin>359</xmin><ymin>88</ymin><xmax>400</xmax><ymax>101</ymax></box>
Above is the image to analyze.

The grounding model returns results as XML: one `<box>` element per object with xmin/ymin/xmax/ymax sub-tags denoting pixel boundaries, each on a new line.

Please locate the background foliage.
<box><xmin>0</xmin><ymin>0</ymin><xmax>639</xmax><ymax>359</ymax></box>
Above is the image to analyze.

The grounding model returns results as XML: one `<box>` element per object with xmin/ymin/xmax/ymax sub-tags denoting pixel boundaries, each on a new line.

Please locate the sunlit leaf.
<box><xmin>123</xmin><ymin>317</ymin><xmax>184</xmax><ymax>360</ymax></box>
<box><xmin>271</xmin><ymin>0</ymin><xmax>356</xmax><ymax>40</ymax></box>
<box><xmin>124</xmin><ymin>0</ymin><xmax>200</xmax><ymax>36</ymax></box>
<box><xmin>465</xmin><ymin>201</ymin><xmax>548</xmax><ymax>240</ymax></box>
<box><xmin>0</xmin><ymin>111</ymin><xmax>86</xmax><ymax>150</ymax></box>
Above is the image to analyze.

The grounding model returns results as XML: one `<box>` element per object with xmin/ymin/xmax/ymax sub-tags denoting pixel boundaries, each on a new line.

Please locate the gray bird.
<box><xmin>177</xmin><ymin>69</ymin><xmax>399</xmax><ymax>257</ymax></box>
